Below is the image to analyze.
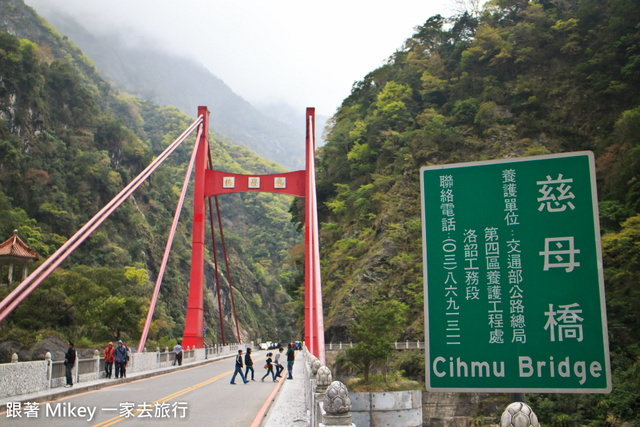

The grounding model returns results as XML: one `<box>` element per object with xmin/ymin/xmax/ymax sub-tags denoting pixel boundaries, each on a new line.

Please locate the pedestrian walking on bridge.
<box><xmin>274</xmin><ymin>347</ymin><xmax>284</xmax><ymax>379</ymax></box>
<box><xmin>123</xmin><ymin>342</ymin><xmax>130</xmax><ymax>378</ymax></box>
<box><xmin>286</xmin><ymin>343</ymin><xmax>295</xmax><ymax>379</ymax></box>
<box><xmin>114</xmin><ymin>341</ymin><xmax>127</xmax><ymax>379</ymax></box>
<box><xmin>64</xmin><ymin>341</ymin><xmax>76</xmax><ymax>388</ymax></box>
<box><xmin>245</xmin><ymin>347</ymin><xmax>255</xmax><ymax>381</ymax></box>
<box><xmin>230</xmin><ymin>349</ymin><xmax>248</xmax><ymax>384</ymax></box>
<box><xmin>261</xmin><ymin>352</ymin><xmax>276</xmax><ymax>382</ymax></box>
<box><xmin>103</xmin><ymin>342</ymin><xmax>115</xmax><ymax>379</ymax></box>
<box><xmin>174</xmin><ymin>341</ymin><xmax>183</xmax><ymax>366</ymax></box>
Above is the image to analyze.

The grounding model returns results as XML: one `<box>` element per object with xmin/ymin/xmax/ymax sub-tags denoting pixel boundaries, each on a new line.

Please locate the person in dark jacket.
<box><xmin>230</xmin><ymin>349</ymin><xmax>248</xmax><ymax>384</ymax></box>
<box><xmin>261</xmin><ymin>352</ymin><xmax>276</xmax><ymax>382</ymax></box>
<box><xmin>286</xmin><ymin>343</ymin><xmax>295</xmax><ymax>379</ymax></box>
<box><xmin>122</xmin><ymin>342</ymin><xmax>130</xmax><ymax>378</ymax></box>
<box><xmin>64</xmin><ymin>341</ymin><xmax>76</xmax><ymax>387</ymax></box>
<box><xmin>114</xmin><ymin>340</ymin><xmax>127</xmax><ymax>379</ymax></box>
<box><xmin>103</xmin><ymin>342</ymin><xmax>115</xmax><ymax>379</ymax></box>
<box><xmin>244</xmin><ymin>347</ymin><xmax>255</xmax><ymax>381</ymax></box>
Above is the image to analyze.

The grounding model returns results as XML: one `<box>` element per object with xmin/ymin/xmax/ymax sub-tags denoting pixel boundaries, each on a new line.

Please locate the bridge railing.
<box><xmin>302</xmin><ymin>345</ymin><xmax>355</xmax><ymax>427</ymax></box>
<box><xmin>325</xmin><ymin>341</ymin><xmax>424</xmax><ymax>351</ymax></box>
<box><xmin>0</xmin><ymin>342</ymin><xmax>247</xmax><ymax>400</ymax></box>
<box><xmin>49</xmin><ymin>359</ymin><xmax>66</xmax><ymax>388</ymax></box>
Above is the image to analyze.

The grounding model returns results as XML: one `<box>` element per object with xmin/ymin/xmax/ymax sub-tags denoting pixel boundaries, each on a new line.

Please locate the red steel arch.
<box><xmin>182</xmin><ymin>106</ymin><xmax>325</xmax><ymax>362</ymax></box>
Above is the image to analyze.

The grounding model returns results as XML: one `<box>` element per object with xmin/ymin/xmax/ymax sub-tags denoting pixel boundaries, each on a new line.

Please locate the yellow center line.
<box><xmin>92</xmin><ymin>355</ymin><xmax>266</xmax><ymax>427</ymax></box>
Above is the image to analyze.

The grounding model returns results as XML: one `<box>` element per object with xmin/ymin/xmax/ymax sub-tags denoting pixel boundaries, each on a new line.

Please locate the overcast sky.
<box><xmin>25</xmin><ymin>0</ymin><xmax>466</xmax><ymax>116</ymax></box>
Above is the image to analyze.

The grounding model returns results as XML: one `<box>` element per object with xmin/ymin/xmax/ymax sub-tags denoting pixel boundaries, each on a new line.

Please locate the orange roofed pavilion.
<box><xmin>0</xmin><ymin>230</ymin><xmax>39</xmax><ymax>285</ymax></box>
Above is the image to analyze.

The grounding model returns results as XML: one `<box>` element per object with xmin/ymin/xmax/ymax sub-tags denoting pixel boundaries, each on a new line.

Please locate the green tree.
<box><xmin>347</xmin><ymin>300</ymin><xmax>408</xmax><ymax>382</ymax></box>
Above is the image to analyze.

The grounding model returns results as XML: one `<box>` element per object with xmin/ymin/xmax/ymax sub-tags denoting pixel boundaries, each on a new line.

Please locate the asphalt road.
<box><xmin>1</xmin><ymin>351</ymin><xmax>279</xmax><ymax>427</ymax></box>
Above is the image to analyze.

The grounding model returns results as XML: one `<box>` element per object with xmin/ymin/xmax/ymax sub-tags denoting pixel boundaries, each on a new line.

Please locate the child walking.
<box><xmin>261</xmin><ymin>352</ymin><xmax>276</xmax><ymax>382</ymax></box>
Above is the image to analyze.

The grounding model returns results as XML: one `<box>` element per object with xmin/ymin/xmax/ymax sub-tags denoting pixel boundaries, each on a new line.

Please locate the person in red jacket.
<box><xmin>104</xmin><ymin>342</ymin><xmax>115</xmax><ymax>379</ymax></box>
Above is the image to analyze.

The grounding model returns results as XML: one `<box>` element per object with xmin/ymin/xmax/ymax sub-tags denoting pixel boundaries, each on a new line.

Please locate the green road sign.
<box><xmin>420</xmin><ymin>152</ymin><xmax>611</xmax><ymax>393</ymax></box>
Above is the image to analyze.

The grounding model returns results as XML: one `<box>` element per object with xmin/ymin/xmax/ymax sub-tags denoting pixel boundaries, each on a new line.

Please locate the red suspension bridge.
<box><xmin>0</xmin><ymin>106</ymin><xmax>326</xmax><ymax>364</ymax></box>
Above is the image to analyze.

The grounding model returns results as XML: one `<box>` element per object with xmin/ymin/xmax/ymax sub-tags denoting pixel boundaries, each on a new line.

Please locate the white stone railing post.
<box><xmin>500</xmin><ymin>402</ymin><xmax>540</xmax><ymax>427</ymax></box>
<box><xmin>315</xmin><ymin>366</ymin><xmax>332</xmax><ymax>427</ymax></box>
<box><xmin>305</xmin><ymin>349</ymin><xmax>315</xmax><ymax>415</ymax></box>
<box><xmin>320</xmin><ymin>381</ymin><xmax>355</xmax><ymax>427</ymax></box>
<box><xmin>94</xmin><ymin>349</ymin><xmax>100</xmax><ymax>378</ymax></box>
<box><xmin>74</xmin><ymin>352</ymin><xmax>79</xmax><ymax>385</ymax></box>
<box><xmin>308</xmin><ymin>356</ymin><xmax>322</xmax><ymax>425</ymax></box>
<box><xmin>45</xmin><ymin>351</ymin><xmax>52</xmax><ymax>388</ymax></box>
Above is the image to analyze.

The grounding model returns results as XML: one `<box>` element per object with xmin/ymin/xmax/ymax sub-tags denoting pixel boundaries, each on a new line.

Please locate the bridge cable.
<box><xmin>0</xmin><ymin>116</ymin><xmax>203</xmax><ymax>323</ymax></box>
<box><xmin>309</xmin><ymin>114</ymin><xmax>325</xmax><ymax>364</ymax></box>
<box><xmin>207</xmin><ymin>195</ymin><xmax>226</xmax><ymax>345</ymax></box>
<box><xmin>206</xmin><ymin>150</ymin><xmax>227</xmax><ymax>345</ymax></box>
<box><xmin>137</xmin><ymin>124</ymin><xmax>204</xmax><ymax>352</ymax></box>
<box><xmin>306</xmin><ymin>113</ymin><xmax>314</xmax><ymax>357</ymax></box>
<box><xmin>215</xmin><ymin>195</ymin><xmax>242</xmax><ymax>342</ymax></box>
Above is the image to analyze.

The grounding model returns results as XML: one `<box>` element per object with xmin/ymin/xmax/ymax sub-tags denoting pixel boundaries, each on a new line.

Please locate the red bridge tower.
<box><xmin>182</xmin><ymin>107</ymin><xmax>325</xmax><ymax>362</ymax></box>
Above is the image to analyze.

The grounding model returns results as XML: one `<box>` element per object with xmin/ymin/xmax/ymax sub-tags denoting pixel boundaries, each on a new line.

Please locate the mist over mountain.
<box><xmin>255</xmin><ymin>102</ymin><xmax>330</xmax><ymax>147</ymax></box>
<box><xmin>28</xmin><ymin>1</ymin><xmax>310</xmax><ymax>170</ymax></box>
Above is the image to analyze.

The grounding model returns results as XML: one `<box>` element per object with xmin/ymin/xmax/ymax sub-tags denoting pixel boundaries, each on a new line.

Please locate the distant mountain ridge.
<box><xmin>27</xmin><ymin>1</ymin><xmax>307</xmax><ymax>170</ymax></box>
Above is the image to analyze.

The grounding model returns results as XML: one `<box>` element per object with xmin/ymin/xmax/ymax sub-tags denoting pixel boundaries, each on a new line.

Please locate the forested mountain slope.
<box><xmin>0</xmin><ymin>0</ymin><xmax>302</xmax><ymax>352</ymax></box>
<box><xmin>25</xmin><ymin>1</ymin><xmax>307</xmax><ymax>171</ymax></box>
<box><xmin>306</xmin><ymin>0</ymin><xmax>640</xmax><ymax>423</ymax></box>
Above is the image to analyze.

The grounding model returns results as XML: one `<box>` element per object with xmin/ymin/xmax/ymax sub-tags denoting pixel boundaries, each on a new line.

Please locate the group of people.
<box><xmin>103</xmin><ymin>340</ymin><xmax>131</xmax><ymax>379</ymax></box>
<box><xmin>65</xmin><ymin>339</ymin><xmax>297</xmax><ymax>389</ymax></box>
<box><xmin>102</xmin><ymin>340</ymin><xmax>180</xmax><ymax>383</ymax></box>
<box><xmin>231</xmin><ymin>343</ymin><xmax>296</xmax><ymax>385</ymax></box>
<box><xmin>63</xmin><ymin>340</ymin><xmax>130</xmax><ymax>388</ymax></box>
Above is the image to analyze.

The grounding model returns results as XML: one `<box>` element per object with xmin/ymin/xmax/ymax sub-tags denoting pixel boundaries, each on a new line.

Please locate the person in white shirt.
<box><xmin>274</xmin><ymin>347</ymin><xmax>284</xmax><ymax>379</ymax></box>
<box><xmin>174</xmin><ymin>341</ymin><xmax>183</xmax><ymax>366</ymax></box>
